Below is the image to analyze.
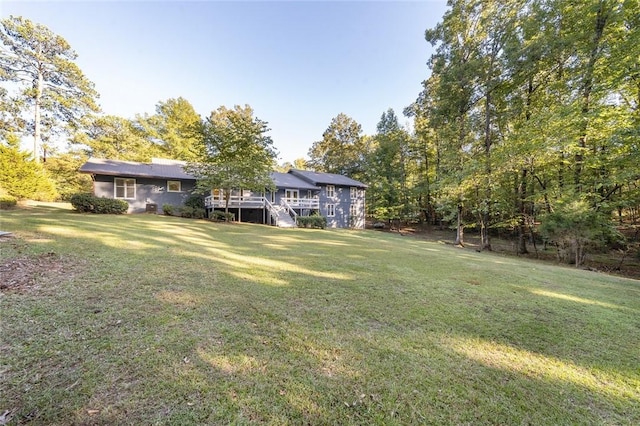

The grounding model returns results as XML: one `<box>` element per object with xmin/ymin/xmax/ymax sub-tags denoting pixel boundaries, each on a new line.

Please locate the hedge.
<box><xmin>70</xmin><ymin>193</ymin><xmax>128</xmax><ymax>214</ymax></box>
<box><xmin>296</xmin><ymin>215</ymin><xmax>327</xmax><ymax>229</ymax></box>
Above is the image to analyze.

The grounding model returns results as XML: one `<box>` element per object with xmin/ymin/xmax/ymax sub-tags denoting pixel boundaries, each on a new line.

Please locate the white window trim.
<box><xmin>350</xmin><ymin>187</ymin><xmax>357</xmax><ymax>199</ymax></box>
<box><xmin>114</xmin><ymin>178</ymin><xmax>136</xmax><ymax>199</ymax></box>
<box><xmin>327</xmin><ymin>203</ymin><xmax>335</xmax><ymax>217</ymax></box>
<box><xmin>350</xmin><ymin>204</ymin><xmax>357</xmax><ymax>217</ymax></box>
<box><xmin>326</xmin><ymin>185</ymin><xmax>335</xmax><ymax>198</ymax></box>
<box><xmin>167</xmin><ymin>180</ymin><xmax>181</xmax><ymax>192</ymax></box>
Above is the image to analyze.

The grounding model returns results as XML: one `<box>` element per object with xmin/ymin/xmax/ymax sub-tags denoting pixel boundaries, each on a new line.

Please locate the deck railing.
<box><xmin>205</xmin><ymin>195</ymin><xmax>319</xmax><ymax>210</ymax></box>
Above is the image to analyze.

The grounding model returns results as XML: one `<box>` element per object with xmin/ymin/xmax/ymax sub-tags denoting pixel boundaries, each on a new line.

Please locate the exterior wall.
<box><xmin>93</xmin><ymin>175</ymin><xmax>196</xmax><ymax>213</ymax></box>
<box><xmin>318</xmin><ymin>184</ymin><xmax>366</xmax><ymax>229</ymax></box>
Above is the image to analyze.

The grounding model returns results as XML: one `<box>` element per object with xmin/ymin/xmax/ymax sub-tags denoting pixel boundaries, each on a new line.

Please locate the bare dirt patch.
<box><xmin>0</xmin><ymin>251</ymin><xmax>82</xmax><ymax>294</ymax></box>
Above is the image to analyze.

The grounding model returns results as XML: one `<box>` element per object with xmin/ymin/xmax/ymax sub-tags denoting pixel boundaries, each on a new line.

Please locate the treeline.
<box><xmin>307</xmin><ymin>0</ymin><xmax>639</xmax><ymax>263</ymax></box>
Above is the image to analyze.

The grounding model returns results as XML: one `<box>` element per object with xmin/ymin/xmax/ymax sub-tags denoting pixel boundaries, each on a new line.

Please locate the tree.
<box><xmin>308</xmin><ymin>113</ymin><xmax>366</xmax><ymax>179</ymax></box>
<box><xmin>366</xmin><ymin>109</ymin><xmax>413</xmax><ymax>221</ymax></box>
<box><xmin>0</xmin><ymin>16</ymin><xmax>99</xmax><ymax>161</ymax></box>
<box><xmin>137</xmin><ymin>97</ymin><xmax>204</xmax><ymax>161</ymax></box>
<box><xmin>0</xmin><ymin>133</ymin><xmax>57</xmax><ymax>200</ymax></box>
<box><xmin>71</xmin><ymin>115</ymin><xmax>162</xmax><ymax>162</ymax></box>
<box><xmin>187</xmin><ymin>105</ymin><xmax>278</xmax><ymax>217</ymax></box>
<box><xmin>42</xmin><ymin>151</ymin><xmax>92</xmax><ymax>200</ymax></box>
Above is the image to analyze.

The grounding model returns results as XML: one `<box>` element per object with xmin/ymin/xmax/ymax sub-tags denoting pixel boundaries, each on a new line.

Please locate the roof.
<box><xmin>289</xmin><ymin>169</ymin><xmax>368</xmax><ymax>188</ymax></box>
<box><xmin>79</xmin><ymin>158</ymin><xmax>196</xmax><ymax>180</ymax></box>
<box><xmin>270</xmin><ymin>172</ymin><xmax>319</xmax><ymax>190</ymax></box>
<box><xmin>79</xmin><ymin>158</ymin><xmax>366</xmax><ymax>189</ymax></box>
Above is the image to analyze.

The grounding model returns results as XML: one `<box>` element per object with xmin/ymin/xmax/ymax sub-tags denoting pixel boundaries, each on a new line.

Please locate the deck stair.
<box><xmin>265</xmin><ymin>200</ymin><xmax>297</xmax><ymax>228</ymax></box>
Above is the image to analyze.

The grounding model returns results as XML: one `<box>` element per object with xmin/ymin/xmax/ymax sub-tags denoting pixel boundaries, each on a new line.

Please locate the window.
<box><xmin>350</xmin><ymin>204</ymin><xmax>357</xmax><ymax>217</ymax></box>
<box><xmin>285</xmin><ymin>189</ymin><xmax>299</xmax><ymax>201</ymax></box>
<box><xmin>350</xmin><ymin>187</ymin><xmax>357</xmax><ymax>199</ymax></box>
<box><xmin>115</xmin><ymin>178</ymin><xmax>135</xmax><ymax>199</ymax></box>
<box><xmin>327</xmin><ymin>203</ymin><xmax>335</xmax><ymax>217</ymax></box>
<box><xmin>167</xmin><ymin>180</ymin><xmax>181</xmax><ymax>192</ymax></box>
<box><xmin>326</xmin><ymin>185</ymin><xmax>335</xmax><ymax>198</ymax></box>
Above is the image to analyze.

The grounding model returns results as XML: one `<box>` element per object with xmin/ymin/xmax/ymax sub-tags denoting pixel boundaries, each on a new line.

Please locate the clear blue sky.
<box><xmin>2</xmin><ymin>0</ymin><xmax>447</xmax><ymax>163</ymax></box>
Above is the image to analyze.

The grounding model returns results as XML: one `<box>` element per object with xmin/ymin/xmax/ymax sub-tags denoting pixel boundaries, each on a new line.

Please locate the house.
<box><xmin>79</xmin><ymin>158</ymin><xmax>197</xmax><ymax>214</ymax></box>
<box><xmin>79</xmin><ymin>158</ymin><xmax>367</xmax><ymax>228</ymax></box>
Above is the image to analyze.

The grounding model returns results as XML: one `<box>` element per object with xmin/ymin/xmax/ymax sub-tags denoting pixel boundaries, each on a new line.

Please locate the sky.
<box><xmin>1</xmin><ymin>0</ymin><xmax>448</xmax><ymax>163</ymax></box>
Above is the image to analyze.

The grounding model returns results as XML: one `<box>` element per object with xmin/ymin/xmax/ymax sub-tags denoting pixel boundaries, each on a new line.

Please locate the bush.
<box><xmin>0</xmin><ymin>195</ymin><xmax>17</xmax><ymax>209</ymax></box>
<box><xmin>184</xmin><ymin>194</ymin><xmax>205</xmax><ymax>210</ymax></box>
<box><xmin>209</xmin><ymin>210</ymin><xmax>235</xmax><ymax>222</ymax></box>
<box><xmin>297</xmin><ymin>215</ymin><xmax>326</xmax><ymax>229</ymax></box>
<box><xmin>70</xmin><ymin>193</ymin><xmax>128</xmax><ymax>214</ymax></box>
<box><xmin>70</xmin><ymin>193</ymin><xmax>95</xmax><ymax>213</ymax></box>
<box><xmin>162</xmin><ymin>204</ymin><xmax>175</xmax><ymax>216</ymax></box>
<box><xmin>163</xmin><ymin>204</ymin><xmax>206</xmax><ymax>220</ymax></box>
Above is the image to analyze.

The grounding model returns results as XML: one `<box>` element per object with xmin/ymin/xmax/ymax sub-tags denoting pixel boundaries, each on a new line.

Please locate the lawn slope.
<box><xmin>1</xmin><ymin>203</ymin><xmax>639</xmax><ymax>425</ymax></box>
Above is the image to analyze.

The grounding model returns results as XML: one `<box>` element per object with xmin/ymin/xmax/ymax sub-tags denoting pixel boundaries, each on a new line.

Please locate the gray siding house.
<box><xmin>79</xmin><ymin>158</ymin><xmax>367</xmax><ymax>228</ymax></box>
<box><xmin>79</xmin><ymin>158</ymin><xmax>196</xmax><ymax>214</ymax></box>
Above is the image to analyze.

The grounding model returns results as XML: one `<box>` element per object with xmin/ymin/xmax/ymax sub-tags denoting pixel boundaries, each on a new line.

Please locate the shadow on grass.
<box><xmin>1</xmin><ymin>205</ymin><xmax>639</xmax><ymax>424</ymax></box>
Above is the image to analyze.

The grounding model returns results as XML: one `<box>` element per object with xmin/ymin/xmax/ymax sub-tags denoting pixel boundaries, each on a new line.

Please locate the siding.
<box><xmin>318</xmin><ymin>184</ymin><xmax>365</xmax><ymax>229</ymax></box>
<box><xmin>93</xmin><ymin>175</ymin><xmax>196</xmax><ymax>213</ymax></box>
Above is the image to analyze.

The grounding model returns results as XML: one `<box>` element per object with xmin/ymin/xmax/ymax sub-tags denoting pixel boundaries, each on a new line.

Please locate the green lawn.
<box><xmin>1</xmin><ymin>203</ymin><xmax>639</xmax><ymax>425</ymax></box>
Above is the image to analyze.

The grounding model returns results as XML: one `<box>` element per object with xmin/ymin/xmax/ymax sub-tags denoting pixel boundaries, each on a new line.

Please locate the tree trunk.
<box><xmin>517</xmin><ymin>169</ymin><xmax>529</xmax><ymax>254</ymax></box>
<box><xmin>481</xmin><ymin>91</ymin><xmax>492</xmax><ymax>251</ymax></box>
<box><xmin>575</xmin><ymin>0</ymin><xmax>609</xmax><ymax>192</ymax></box>
<box><xmin>34</xmin><ymin>63</ymin><xmax>43</xmax><ymax>163</ymax></box>
<box><xmin>454</xmin><ymin>204</ymin><xmax>464</xmax><ymax>246</ymax></box>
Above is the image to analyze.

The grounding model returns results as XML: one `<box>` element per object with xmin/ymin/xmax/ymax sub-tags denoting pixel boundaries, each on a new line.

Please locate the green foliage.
<box><xmin>184</xmin><ymin>194</ymin><xmax>205</xmax><ymax>210</ymax></box>
<box><xmin>70</xmin><ymin>193</ymin><xmax>128</xmax><ymax>214</ymax></box>
<box><xmin>71</xmin><ymin>115</ymin><xmax>161</xmax><ymax>161</ymax></box>
<box><xmin>296</xmin><ymin>215</ymin><xmax>327</xmax><ymax>229</ymax></box>
<box><xmin>162</xmin><ymin>203</ymin><xmax>205</xmax><ymax>219</ymax></box>
<box><xmin>42</xmin><ymin>151</ymin><xmax>92</xmax><ymax>201</ymax></box>
<box><xmin>539</xmin><ymin>199</ymin><xmax>623</xmax><ymax>266</ymax></box>
<box><xmin>187</xmin><ymin>105</ymin><xmax>277</xmax><ymax>214</ymax></box>
<box><xmin>0</xmin><ymin>195</ymin><xmax>17</xmax><ymax>209</ymax></box>
<box><xmin>0</xmin><ymin>16</ymin><xmax>99</xmax><ymax>160</ymax></box>
<box><xmin>136</xmin><ymin>97</ymin><xmax>204</xmax><ymax>162</ymax></box>
<box><xmin>0</xmin><ymin>135</ymin><xmax>58</xmax><ymax>200</ymax></box>
<box><xmin>307</xmin><ymin>113</ymin><xmax>366</xmax><ymax>179</ymax></box>
<box><xmin>209</xmin><ymin>210</ymin><xmax>235</xmax><ymax>222</ymax></box>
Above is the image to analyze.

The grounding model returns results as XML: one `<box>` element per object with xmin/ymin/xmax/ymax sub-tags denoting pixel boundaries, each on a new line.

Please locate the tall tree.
<box><xmin>137</xmin><ymin>97</ymin><xmax>204</xmax><ymax>161</ymax></box>
<box><xmin>71</xmin><ymin>115</ymin><xmax>161</xmax><ymax>162</ymax></box>
<box><xmin>308</xmin><ymin>113</ymin><xmax>366</xmax><ymax>179</ymax></box>
<box><xmin>187</xmin><ymin>105</ymin><xmax>277</xmax><ymax>217</ymax></box>
<box><xmin>366</xmin><ymin>109</ymin><xmax>412</xmax><ymax>221</ymax></box>
<box><xmin>0</xmin><ymin>16</ymin><xmax>99</xmax><ymax>161</ymax></box>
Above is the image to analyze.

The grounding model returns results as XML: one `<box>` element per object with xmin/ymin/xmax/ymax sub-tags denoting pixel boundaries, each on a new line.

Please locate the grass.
<box><xmin>1</xmin><ymin>202</ymin><xmax>639</xmax><ymax>425</ymax></box>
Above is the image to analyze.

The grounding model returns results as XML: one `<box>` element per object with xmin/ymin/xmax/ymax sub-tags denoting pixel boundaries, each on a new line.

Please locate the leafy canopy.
<box><xmin>0</xmin><ymin>16</ymin><xmax>99</xmax><ymax>160</ymax></box>
<box><xmin>188</xmin><ymin>105</ymin><xmax>277</xmax><ymax>202</ymax></box>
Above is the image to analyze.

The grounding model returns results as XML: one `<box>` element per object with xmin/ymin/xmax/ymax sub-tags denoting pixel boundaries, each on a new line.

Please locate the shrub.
<box><xmin>209</xmin><ymin>210</ymin><xmax>235</xmax><ymax>222</ymax></box>
<box><xmin>192</xmin><ymin>208</ymin><xmax>206</xmax><ymax>219</ymax></box>
<box><xmin>0</xmin><ymin>195</ymin><xmax>17</xmax><ymax>209</ymax></box>
<box><xmin>184</xmin><ymin>194</ymin><xmax>205</xmax><ymax>210</ymax></box>
<box><xmin>297</xmin><ymin>215</ymin><xmax>326</xmax><ymax>229</ymax></box>
<box><xmin>162</xmin><ymin>204</ymin><xmax>175</xmax><ymax>216</ymax></box>
<box><xmin>180</xmin><ymin>206</ymin><xmax>195</xmax><ymax>218</ymax></box>
<box><xmin>163</xmin><ymin>204</ymin><xmax>206</xmax><ymax>220</ymax></box>
<box><xmin>70</xmin><ymin>193</ymin><xmax>95</xmax><ymax>213</ymax></box>
<box><xmin>70</xmin><ymin>193</ymin><xmax>128</xmax><ymax>214</ymax></box>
